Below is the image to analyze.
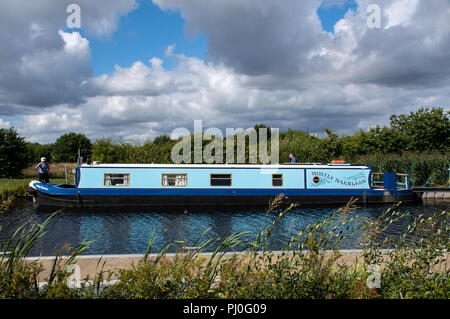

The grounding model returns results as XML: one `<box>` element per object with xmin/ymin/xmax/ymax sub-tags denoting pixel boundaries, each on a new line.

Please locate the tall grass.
<box><xmin>0</xmin><ymin>211</ymin><xmax>106</xmax><ymax>298</ymax></box>
<box><xmin>0</xmin><ymin>182</ymin><xmax>28</xmax><ymax>201</ymax></box>
<box><xmin>102</xmin><ymin>197</ymin><xmax>449</xmax><ymax>299</ymax></box>
<box><xmin>0</xmin><ymin>199</ymin><xmax>448</xmax><ymax>299</ymax></box>
<box><xmin>21</xmin><ymin>162</ymin><xmax>77</xmax><ymax>180</ymax></box>
<box><xmin>0</xmin><ymin>182</ymin><xmax>28</xmax><ymax>212</ymax></box>
<box><xmin>353</xmin><ymin>152</ymin><xmax>449</xmax><ymax>186</ymax></box>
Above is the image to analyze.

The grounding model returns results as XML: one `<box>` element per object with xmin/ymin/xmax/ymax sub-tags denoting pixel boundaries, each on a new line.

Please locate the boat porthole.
<box><xmin>312</xmin><ymin>176</ymin><xmax>320</xmax><ymax>184</ymax></box>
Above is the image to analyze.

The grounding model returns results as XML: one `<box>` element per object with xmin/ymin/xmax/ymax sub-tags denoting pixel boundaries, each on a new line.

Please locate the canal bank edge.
<box><xmin>24</xmin><ymin>250</ymin><xmax>449</xmax><ymax>282</ymax></box>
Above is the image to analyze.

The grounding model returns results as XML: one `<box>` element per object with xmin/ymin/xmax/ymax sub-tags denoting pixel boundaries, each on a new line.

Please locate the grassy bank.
<box><xmin>0</xmin><ymin>180</ymin><xmax>29</xmax><ymax>212</ymax></box>
<box><xmin>1</xmin><ymin>161</ymin><xmax>76</xmax><ymax>212</ymax></box>
<box><xmin>0</xmin><ymin>198</ymin><xmax>448</xmax><ymax>299</ymax></box>
<box><xmin>0</xmin><ymin>180</ymin><xmax>29</xmax><ymax>198</ymax></box>
<box><xmin>0</xmin><ymin>178</ymin><xmax>65</xmax><ymax>212</ymax></box>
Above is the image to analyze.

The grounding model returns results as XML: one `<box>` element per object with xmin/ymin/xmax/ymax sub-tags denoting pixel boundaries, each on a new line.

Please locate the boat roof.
<box><xmin>80</xmin><ymin>163</ymin><xmax>370</xmax><ymax>169</ymax></box>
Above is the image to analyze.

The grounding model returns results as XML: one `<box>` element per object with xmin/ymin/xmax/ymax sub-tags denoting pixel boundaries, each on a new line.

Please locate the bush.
<box><xmin>390</xmin><ymin>107</ymin><xmax>449</xmax><ymax>152</ymax></box>
<box><xmin>91</xmin><ymin>138</ymin><xmax>135</xmax><ymax>163</ymax></box>
<box><xmin>279</xmin><ymin>129</ymin><xmax>325</xmax><ymax>163</ymax></box>
<box><xmin>0</xmin><ymin>128</ymin><xmax>28</xmax><ymax>178</ymax></box>
<box><xmin>52</xmin><ymin>133</ymin><xmax>92</xmax><ymax>163</ymax></box>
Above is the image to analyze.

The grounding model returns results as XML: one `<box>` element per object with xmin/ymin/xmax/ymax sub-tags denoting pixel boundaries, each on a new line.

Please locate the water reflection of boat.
<box><xmin>28</xmin><ymin>162</ymin><xmax>414</xmax><ymax>208</ymax></box>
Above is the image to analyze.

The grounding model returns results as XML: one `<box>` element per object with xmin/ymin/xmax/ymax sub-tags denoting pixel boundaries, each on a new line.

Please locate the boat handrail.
<box><xmin>371</xmin><ymin>172</ymin><xmax>410</xmax><ymax>190</ymax></box>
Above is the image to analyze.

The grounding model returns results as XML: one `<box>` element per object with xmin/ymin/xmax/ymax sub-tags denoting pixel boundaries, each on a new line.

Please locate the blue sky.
<box><xmin>88</xmin><ymin>1</ymin><xmax>207</xmax><ymax>76</ymax></box>
<box><xmin>317</xmin><ymin>0</ymin><xmax>358</xmax><ymax>32</ymax></box>
<box><xmin>86</xmin><ymin>0</ymin><xmax>357</xmax><ymax>76</ymax></box>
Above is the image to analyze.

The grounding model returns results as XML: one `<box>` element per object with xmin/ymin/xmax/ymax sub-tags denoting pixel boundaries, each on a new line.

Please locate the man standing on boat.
<box><xmin>289</xmin><ymin>152</ymin><xmax>297</xmax><ymax>164</ymax></box>
<box><xmin>35</xmin><ymin>157</ymin><xmax>50</xmax><ymax>183</ymax></box>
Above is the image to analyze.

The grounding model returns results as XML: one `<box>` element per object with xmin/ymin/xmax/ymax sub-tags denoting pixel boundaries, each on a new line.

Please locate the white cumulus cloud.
<box><xmin>1</xmin><ymin>0</ymin><xmax>450</xmax><ymax>144</ymax></box>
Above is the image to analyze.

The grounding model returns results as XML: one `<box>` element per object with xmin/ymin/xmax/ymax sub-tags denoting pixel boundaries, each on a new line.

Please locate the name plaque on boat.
<box><xmin>307</xmin><ymin>169</ymin><xmax>370</xmax><ymax>189</ymax></box>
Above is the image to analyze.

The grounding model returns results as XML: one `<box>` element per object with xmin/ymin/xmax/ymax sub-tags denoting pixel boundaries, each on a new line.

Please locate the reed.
<box><xmin>0</xmin><ymin>211</ymin><xmax>111</xmax><ymax>298</ymax></box>
<box><xmin>100</xmin><ymin>197</ymin><xmax>449</xmax><ymax>299</ymax></box>
<box><xmin>21</xmin><ymin>162</ymin><xmax>77</xmax><ymax>179</ymax></box>
<box><xmin>0</xmin><ymin>199</ymin><xmax>448</xmax><ymax>299</ymax></box>
<box><xmin>353</xmin><ymin>151</ymin><xmax>449</xmax><ymax>186</ymax></box>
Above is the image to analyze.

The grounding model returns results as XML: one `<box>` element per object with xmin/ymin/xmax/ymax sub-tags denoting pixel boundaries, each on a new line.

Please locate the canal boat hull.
<box><xmin>28</xmin><ymin>193</ymin><xmax>416</xmax><ymax>208</ymax></box>
<box><xmin>28</xmin><ymin>163</ymin><xmax>415</xmax><ymax>208</ymax></box>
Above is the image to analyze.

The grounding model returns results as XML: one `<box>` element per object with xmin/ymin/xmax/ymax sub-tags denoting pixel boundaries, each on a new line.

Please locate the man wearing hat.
<box><xmin>35</xmin><ymin>157</ymin><xmax>50</xmax><ymax>183</ymax></box>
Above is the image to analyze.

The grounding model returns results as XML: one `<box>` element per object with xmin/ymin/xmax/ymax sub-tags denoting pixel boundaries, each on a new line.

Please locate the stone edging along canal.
<box><xmin>24</xmin><ymin>250</ymin><xmax>449</xmax><ymax>281</ymax></box>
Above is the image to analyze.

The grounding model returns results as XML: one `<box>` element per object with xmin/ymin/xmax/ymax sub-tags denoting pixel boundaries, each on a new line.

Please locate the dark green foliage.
<box><xmin>341</xmin><ymin>126</ymin><xmax>408</xmax><ymax>155</ymax></box>
<box><xmin>390</xmin><ymin>107</ymin><xmax>449</xmax><ymax>152</ymax></box>
<box><xmin>132</xmin><ymin>140</ymin><xmax>178</xmax><ymax>164</ymax></box>
<box><xmin>25</xmin><ymin>142</ymin><xmax>53</xmax><ymax>164</ymax></box>
<box><xmin>329</xmin><ymin>107</ymin><xmax>449</xmax><ymax>157</ymax></box>
<box><xmin>152</xmin><ymin>134</ymin><xmax>172</xmax><ymax>145</ymax></box>
<box><xmin>254</xmin><ymin>123</ymin><xmax>271</xmax><ymax>142</ymax></box>
<box><xmin>279</xmin><ymin>129</ymin><xmax>325</xmax><ymax>163</ymax></box>
<box><xmin>52</xmin><ymin>132</ymin><xmax>92</xmax><ymax>162</ymax></box>
<box><xmin>0</xmin><ymin>128</ymin><xmax>28</xmax><ymax>178</ymax></box>
<box><xmin>92</xmin><ymin>138</ymin><xmax>178</xmax><ymax>164</ymax></box>
<box><xmin>91</xmin><ymin>138</ymin><xmax>132</xmax><ymax>163</ymax></box>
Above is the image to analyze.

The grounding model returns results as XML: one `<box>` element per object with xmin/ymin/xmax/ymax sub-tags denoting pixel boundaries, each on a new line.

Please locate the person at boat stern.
<box><xmin>35</xmin><ymin>157</ymin><xmax>50</xmax><ymax>183</ymax></box>
<box><xmin>289</xmin><ymin>152</ymin><xmax>297</xmax><ymax>164</ymax></box>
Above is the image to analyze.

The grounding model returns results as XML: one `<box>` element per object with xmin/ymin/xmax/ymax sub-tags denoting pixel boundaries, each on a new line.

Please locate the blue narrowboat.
<box><xmin>27</xmin><ymin>162</ymin><xmax>414</xmax><ymax>208</ymax></box>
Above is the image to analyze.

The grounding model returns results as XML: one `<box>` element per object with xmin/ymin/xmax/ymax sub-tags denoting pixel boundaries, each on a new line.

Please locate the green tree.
<box><xmin>52</xmin><ymin>133</ymin><xmax>92</xmax><ymax>162</ymax></box>
<box><xmin>390</xmin><ymin>107</ymin><xmax>449</xmax><ymax>152</ymax></box>
<box><xmin>0</xmin><ymin>127</ymin><xmax>28</xmax><ymax>178</ymax></box>
<box><xmin>279</xmin><ymin>129</ymin><xmax>325</xmax><ymax>163</ymax></box>
<box><xmin>254</xmin><ymin>123</ymin><xmax>272</xmax><ymax>141</ymax></box>
<box><xmin>91</xmin><ymin>138</ymin><xmax>134</xmax><ymax>163</ymax></box>
<box><xmin>319</xmin><ymin>129</ymin><xmax>343</xmax><ymax>161</ymax></box>
<box><xmin>25</xmin><ymin>142</ymin><xmax>53</xmax><ymax>164</ymax></box>
<box><xmin>152</xmin><ymin>134</ymin><xmax>172</xmax><ymax>146</ymax></box>
<box><xmin>343</xmin><ymin>126</ymin><xmax>407</xmax><ymax>155</ymax></box>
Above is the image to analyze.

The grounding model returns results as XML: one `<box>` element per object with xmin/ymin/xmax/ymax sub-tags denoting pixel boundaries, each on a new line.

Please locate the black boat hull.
<box><xmin>29</xmin><ymin>187</ymin><xmax>416</xmax><ymax>208</ymax></box>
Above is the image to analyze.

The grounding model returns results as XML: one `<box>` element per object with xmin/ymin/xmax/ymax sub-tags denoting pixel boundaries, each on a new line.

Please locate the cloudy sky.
<box><xmin>0</xmin><ymin>0</ymin><xmax>448</xmax><ymax>143</ymax></box>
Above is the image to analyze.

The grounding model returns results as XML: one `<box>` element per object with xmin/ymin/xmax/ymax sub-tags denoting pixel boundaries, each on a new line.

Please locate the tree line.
<box><xmin>0</xmin><ymin>107</ymin><xmax>448</xmax><ymax>182</ymax></box>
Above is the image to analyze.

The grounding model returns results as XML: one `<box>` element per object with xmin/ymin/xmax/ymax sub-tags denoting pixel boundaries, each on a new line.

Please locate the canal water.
<box><xmin>0</xmin><ymin>200</ymin><xmax>448</xmax><ymax>257</ymax></box>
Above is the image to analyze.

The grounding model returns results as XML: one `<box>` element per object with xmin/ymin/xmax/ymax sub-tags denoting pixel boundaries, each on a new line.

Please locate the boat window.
<box><xmin>272</xmin><ymin>174</ymin><xmax>283</xmax><ymax>187</ymax></box>
<box><xmin>210</xmin><ymin>174</ymin><xmax>232</xmax><ymax>186</ymax></box>
<box><xmin>104</xmin><ymin>173</ymin><xmax>130</xmax><ymax>186</ymax></box>
<box><xmin>162</xmin><ymin>174</ymin><xmax>187</xmax><ymax>187</ymax></box>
